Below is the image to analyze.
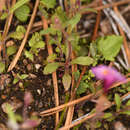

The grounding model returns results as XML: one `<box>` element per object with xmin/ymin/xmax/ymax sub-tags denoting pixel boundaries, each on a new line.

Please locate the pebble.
<box><xmin>35</xmin><ymin>64</ymin><xmax>41</xmax><ymax>70</ymax></box>
<box><xmin>37</xmin><ymin>89</ymin><xmax>41</xmax><ymax>95</ymax></box>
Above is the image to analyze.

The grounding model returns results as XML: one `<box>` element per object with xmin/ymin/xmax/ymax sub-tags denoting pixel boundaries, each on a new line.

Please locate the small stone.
<box><xmin>37</xmin><ymin>89</ymin><xmax>41</xmax><ymax>95</ymax></box>
<box><xmin>35</xmin><ymin>64</ymin><xmax>41</xmax><ymax>70</ymax></box>
<box><xmin>19</xmin><ymin>82</ymin><xmax>23</xmax><ymax>88</ymax></box>
<box><xmin>42</xmin><ymin>88</ymin><xmax>46</xmax><ymax>96</ymax></box>
<box><xmin>23</xmin><ymin>59</ymin><xmax>28</xmax><ymax>65</ymax></box>
<box><xmin>6</xmin><ymin>40</ymin><xmax>14</xmax><ymax>47</ymax></box>
<box><xmin>27</xmin><ymin>64</ymin><xmax>32</xmax><ymax>71</ymax></box>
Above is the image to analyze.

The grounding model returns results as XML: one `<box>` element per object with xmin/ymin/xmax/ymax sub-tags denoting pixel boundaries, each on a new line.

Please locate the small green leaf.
<box><xmin>33</xmin><ymin>41</ymin><xmax>45</xmax><ymax>49</ymax></box>
<box><xmin>80</xmin><ymin>8</ymin><xmax>97</xmax><ymax>14</ymax></box>
<box><xmin>43</xmin><ymin>62</ymin><xmax>60</xmax><ymax>74</ymax></box>
<box><xmin>90</xmin><ymin>42</ymin><xmax>97</xmax><ymax>57</ymax></box>
<box><xmin>103</xmin><ymin>113</ymin><xmax>113</xmax><ymax>119</ymax></box>
<box><xmin>19</xmin><ymin>74</ymin><xmax>28</xmax><ymax>79</ymax></box>
<box><xmin>0</xmin><ymin>62</ymin><xmax>5</xmax><ymax>73</ymax></box>
<box><xmin>47</xmin><ymin>54</ymin><xmax>57</xmax><ymax>62</ymax></box>
<box><xmin>66</xmin><ymin>13</ymin><xmax>81</xmax><ymax>30</ymax></box>
<box><xmin>25</xmin><ymin>50</ymin><xmax>34</xmax><ymax>61</ymax></box>
<box><xmin>95</xmin><ymin>121</ymin><xmax>101</xmax><ymax>128</ymax></box>
<box><xmin>10</xmin><ymin>0</ymin><xmax>29</xmax><ymax>13</ymax></box>
<box><xmin>97</xmin><ymin>35</ymin><xmax>123</xmax><ymax>61</ymax></box>
<box><xmin>40</xmin><ymin>0</ymin><xmax>56</xmax><ymax>9</ymax></box>
<box><xmin>120</xmin><ymin>111</ymin><xmax>130</xmax><ymax>115</ymax></box>
<box><xmin>71</xmin><ymin>56</ymin><xmax>94</xmax><ymax>65</ymax></box>
<box><xmin>13</xmin><ymin>78</ymin><xmax>19</xmax><ymax>84</ymax></box>
<box><xmin>0</xmin><ymin>12</ymin><xmax>8</xmax><ymax>20</ymax></box>
<box><xmin>16</xmin><ymin>25</ymin><xmax>26</xmax><ymax>33</ymax></box>
<box><xmin>40</xmin><ymin>28</ymin><xmax>57</xmax><ymax>35</ymax></box>
<box><xmin>29</xmin><ymin>32</ymin><xmax>45</xmax><ymax>49</ymax></box>
<box><xmin>38</xmin><ymin>5</ymin><xmax>48</xmax><ymax>18</ymax></box>
<box><xmin>9</xmin><ymin>25</ymin><xmax>26</xmax><ymax>40</ymax></box>
<box><xmin>15</xmin><ymin>4</ymin><xmax>30</xmax><ymax>22</ymax></box>
<box><xmin>77</xmin><ymin>81</ymin><xmax>88</xmax><ymax>95</ymax></box>
<box><xmin>62</xmin><ymin>73</ymin><xmax>71</xmax><ymax>91</ymax></box>
<box><xmin>7</xmin><ymin>45</ymin><xmax>17</xmax><ymax>56</ymax></box>
<box><xmin>126</xmin><ymin>100</ymin><xmax>130</xmax><ymax>106</ymax></box>
<box><xmin>9</xmin><ymin>32</ymin><xmax>24</xmax><ymax>40</ymax></box>
<box><xmin>127</xmin><ymin>86</ymin><xmax>130</xmax><ymax>91</ymax></box>
<box><xmin>5</xmin><ymin>103</ymin><xmax>17</xmax><ymax>123</ymax></box>
<box><xmin>114</xmin><ymin>93</ymin><xmax>121</xmax><ymax>111</ymax></box>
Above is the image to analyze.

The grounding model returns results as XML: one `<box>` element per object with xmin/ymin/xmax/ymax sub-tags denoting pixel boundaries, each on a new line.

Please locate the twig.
<box><xmin>92</xmin><ymin>0</ymin><xmax>102</xmax><ymax>40</ymax></box>
<box><xmin>103</xmin><ymin>1</ymin><xmax>130</xmax><ymax>39</ymax></box>
<box><xmin>40</xmin><ymin>78</ymin><xmax>130</xmax><ymax>117</ymax></box>
<box><xmin>59</xmin><ymin>92</ymin><xmax>130</xmax><ymax>130</ymax></box>
<box><xmin>113</xmin><ymin>6</ymin><xmax>130</xmax><ymax>67</ymax></box>
<box><xmin>40</xmin><ymin>93</ymin><xmax>94</xmax><ymax>117</ymax></box>
<box><xmin>0</xmin><ymin>0</ymin><xmax>16</xmax><ymax>59</ymax></box>
<box><xmin>72</xmin><ymin>92</ymin><xmax>130</xmax><ymax>124</ymax></box>
<box><xmin>94</xmin><ymin>0</ymin><xmax>130</xmax><ymax>12</ymax></box>
<box><xmin>41</xmin><ymin>16</ymin><xmax>59</xmax><ymax>126</ymax></box>
<box><xmin>64</xmin><ymin>1</ymin><xmax>102</xmax><ymax>128</ymax></box>
<box><xmin>81</xmin><ymin>0</ymin><xmax>130</xmax><ymax>13</ymax></box>
<box><xmin>7</xmin><ymin>0</ymin><xmax>39</xmax><ymax>72</ymax></box>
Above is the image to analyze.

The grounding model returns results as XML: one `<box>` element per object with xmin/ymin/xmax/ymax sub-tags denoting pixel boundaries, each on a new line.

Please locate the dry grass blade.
<box><xmin>7</xmin><ymin>0</ymin><xmax>40</xmax><ymax>72</ymax></box>
<box><xmin>113</xmin><ymin>7</ymin><xmax>130</xmax><ymax>66</ymax></box>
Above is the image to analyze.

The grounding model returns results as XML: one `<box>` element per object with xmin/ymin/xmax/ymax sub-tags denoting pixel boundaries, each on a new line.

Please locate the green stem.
<box><xmin>56</xmin><ymin>93</ymin><xmax>70</xmax><ymax>130</ymax></box>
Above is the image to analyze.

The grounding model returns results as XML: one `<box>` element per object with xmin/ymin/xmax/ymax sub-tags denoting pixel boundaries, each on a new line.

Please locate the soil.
<box><xmin>0</xmin><ymin>0</ymin><xmax>130</xmax><ymax>130</ymax></box>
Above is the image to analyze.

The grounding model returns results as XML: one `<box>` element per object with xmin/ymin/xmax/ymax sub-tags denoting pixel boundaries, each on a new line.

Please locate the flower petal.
<box><xmin>91</xmin><ymin>65</ymin><xmax>126</xmax><ymax>93</ymax></box>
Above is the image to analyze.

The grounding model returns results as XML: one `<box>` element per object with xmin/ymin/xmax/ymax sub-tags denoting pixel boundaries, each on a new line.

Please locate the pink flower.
<box><xmin>91</xmin><ymin>65</ymin><xmax>126</xmax><ymax>93</ymax></box>
<box><xmin>21</xmin><ymin>119</ymin><xmax>40</xmax><ymax>129</ymax></box>
<box><xmin>24</xmin><ymin>92</ymin><xmax>33</xmax><ymax>107</ymax></box>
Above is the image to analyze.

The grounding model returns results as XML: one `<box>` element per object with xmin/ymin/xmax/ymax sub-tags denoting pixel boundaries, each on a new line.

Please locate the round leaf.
<box><xmin>15</xmin><ymin>5</ymin><xmax>30</xmax><ymax>22</ymax></box>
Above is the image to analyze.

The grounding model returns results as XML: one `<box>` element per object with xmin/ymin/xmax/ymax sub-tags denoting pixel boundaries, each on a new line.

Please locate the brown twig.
<box><xmin>91</xmin><ymin>0</ymin><xmax>102</xmax><ymax>40</ymax></box>
<box><xmin>40</xmin><ymin>78</ymin><xmax>130</xmax><ymax>117</ymax></box>
<box><xmin>0</xmin><ymin>0</ymin><xmax>16</xmax><ymax>59</ymax></box>
<box><xmin>114</xmin><ymin>7</ymin><xmax>130</xmax><ymax>66</ymax></box>
<box><xmin>64</xmin><ymin>1</ymin><xmax>102</xmax><ymax>128</ymax></box>
<box><xmin>41</xmin><ymin>16</ymin><xmax>59</xmax><ymax>126</ymax></box>
<box><xmin>59</xmin><ymin>92</ymin><xmax>130</xmax><ymax>130</ymax></box>
<box><xmin>82</xmin><ymin>0</ymin><xmax>130</xmax><ymax>14</ymax></box>
<box><xmin>40</xmin><ymin>92</ymin><xmax>94</xmax><ymax>117</ymax></box>
<box><xmin>7</xmin><ymin>0</ymin><xmax>39</xmax><ymax>72</ymax></box>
